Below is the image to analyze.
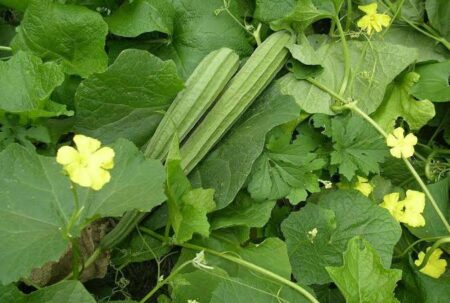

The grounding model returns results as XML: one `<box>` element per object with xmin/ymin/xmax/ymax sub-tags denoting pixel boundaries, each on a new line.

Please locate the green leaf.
<box><xmin>280</xmin><ymin>41</ymin><xmax>418</xmax><ymax>115</ymax></box>
<box><xmin>282</xmin><ymin>190</ymin><xmax>402</xmax><ymax>285</ymax></box>
<box><xmin>372</xmin><ymin>72</ymin><xmax>435</xmax><ymax>132</ymax></box>
<box><xmin>395</xmin><ymin>255</ymin><xmax>450</xmax><ymax>303</ymax></box>
<box><xmin>106</xmin><ymin>0</ymin><xmax>175</xmax><ymax>37</ymax></box>
<box><xmin>411</xmin><ymin>60</ymin><xmax>450</xmax><ymax>102</ymax></box>
<box><xmin>270</xmin><ymin>0</ymin><xmax>336</xmax><ymax>31</ymax></box>
<box><xmin>0</xmin><ymin>52</ymin><xmax>67</xmax><ymax>116</ymax></box>
<box><xmin>0</xmin><ymin>139</ymin><xmax>166</xmax><ymax>284</ymax></box>
<box><xmin>426</xmin><ymin>0</ymin><xmax>450</xmax><ymax>40</ymax></box>
<box><xmin>170</xmin><ymin>268</ymin><xmax>229</xmax><ymax>303</ymax></box>
<box><xmin>0</xmin><ymin>281</ymin><xmax>95</xmax><ymax>303</ymax></box>
<box><xmin>248</xmin><ymin>126</ymin><xmax>325</xmax><ymax>202</ymax></box>
<box><xmin>326</xmin><ymin>237</ymin><xmax>402</xmax><ymax>303</ymax></box>
<box><xmin>166</xmin><ymin>138</ymin><xmax>216</xmax><ymax>243</ymax></box>
<box><xmin>287</xmin><ymin>36</ymin><xmax>324</xmax><ymax>80</ymax></box>
<box><xmin>209</xmin><ymin>192</ymin><xmax>276</xmax><ymax>230</ymax></box>
<box><xmin>27</xmin><ymin>281</ymin><xmax>96</xmax><ymax>303</ymax></box>
<box><xmin>75</xmin><ymin>49</ymin><xmax>184</xmax><ymax>146</ymax></box>
<box><xmin>11</xmin><ymin>0</ymin><xmax>108</xmax><ymax>77</ymax></box>
<box><xmin>401</xmin><ymin>0</ymin><xmax>425</xmax><ymax>22</ymax></box>
<box><xmin>190</xmin><ymin>83</ymin><xmax>300</xmax><ymax>210</ymax></box>
<box><xmin>152</xmin><ymin>0</ymin><xmax>253</xmax><ymax>79</ymax></box>
<box><xmin>254</xmin><ymin>0</ymin><xmax>296</xmax><ymax>21</ymax></box>
<box><xmin>330</xmin><ymin>115</ymin><xmax>388</xmax><ymax>180</ymax></box>
<box><xmin>0</xmin><ymin>0</ymin><xmax>29</xmax><ymax>11</ymax></box>
<box><xmin>384</xmin><ymin>25</ymin><xmax>447</xmax><ymax>63</ymax></box>
<box><xmin>408</xmin><ymin>177</ymin><xmax>450</xmax><ymax>238</ymax></box>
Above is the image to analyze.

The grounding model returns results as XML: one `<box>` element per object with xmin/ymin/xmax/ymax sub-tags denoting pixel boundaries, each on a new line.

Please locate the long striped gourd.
<box><xmin>144</xmin><ymin>48</ymin><xmax>239</xmax><ymax>160</ymax></box>
<box><xmin>180</xmin><ymin>31</ymin><xmax>292</xmax><ymax>173</ymax></box>
<box><xmin>99</xmin><ymin>31</ymin><xmax>292</xmax><ymax>252</ymax></box>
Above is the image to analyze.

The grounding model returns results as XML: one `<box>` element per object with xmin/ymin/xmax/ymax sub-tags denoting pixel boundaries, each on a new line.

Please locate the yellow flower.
<box><xmin>57</xmin><ymin>134</ymin><xmax>115</xmax><ymax>190</ymax></box>
<box><xmin>386</xmin><ymin>127</ymin><xmax>418</xmax><ymax>158</ymax></box>
<box><xmin>357</xmin><ymin>3</ymin><xmax>391</xmax><ymax>35</ymax></box>
<box><xmin>414</xmin><ymin>248</ymin><xmax>447</xmax><ymax>278</ymax></box>
<box><xmin>380</xmin><ymin>192</ymin><xmax>404</xmax><ymax>220</ymax></box>
<box><xmin>380</xmin><ymin>190</ymin><xmax>426</xmax><ymax>227</ymax></box>
<box><xmin>354</xmin><ymin>176</ymin><xmax>373</xmax><ymax>197</ymax></box>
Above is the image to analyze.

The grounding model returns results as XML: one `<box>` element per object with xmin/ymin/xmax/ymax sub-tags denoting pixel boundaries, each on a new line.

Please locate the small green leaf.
<box><xmin>372</xmin><ymin>72</ymin><xmax>435</xmax><ymax>132</ymax></box>
<box><xmin>0</xmin><ymin>139</ymin><xmax>166</xmax><ymax>284</ymax></box>
<box><xmin>330</xmin><ymin>115</ymin><xmax>388</xmax><ymax>180</ymax></box>
<box><xmin>106</xmin><ymin>0</ymin><xmax>175</xmax><ymax>37</ymax></box>
<box><xmin>166</xmin><ymin>138</ymin><xmax>216</xmax><ymax>243</ymax></box>
<box><xmin>12</xmin><ymin>0</ymin><xmax>108</xmax><ymax>77</ymax></box>
<box><xmin>75</xmin><ymin>49</ymin><xmax>184</xmax><ymax>146</ymax></box>
<box><xmin>411</xmin><ymin>60</ymin><xmax>450</xmax><ymax>102</ymax></box>
<box><xmin>287</xmin><ymin>36</ymin><xmax>324</xmax><ymax>80</ymax></box>
<box><xmin>0</xmin><ymin>52</ymin><xmax>66</xmax><ymax>116</ymax></box>
<box><xmin>282</xmin><ymin>190</ymin><xmax>401</xmax><ymax>285</ymax></box>
<box><xmin>248</xmin><ymin>127</ymin><xmax>325</xmax><ymax>201</ymax></box>
<box><xmin>326</xmin><ymin>237</ymin><xmax>402</xmax><ymax>303</ymax></box>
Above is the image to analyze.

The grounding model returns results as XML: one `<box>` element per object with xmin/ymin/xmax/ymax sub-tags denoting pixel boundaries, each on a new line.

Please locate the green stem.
<box><xmin>71</xmin><ymin>238</ymin><xmax>80</xmax><ymax>279</ymax></box>
<box><xmin>140</xmin><ymin>227</ymin><xmax>319</xmax><ymax>303</ymax></box>
<box><xmin>64</xmin><ymin>247</ymin><xmax>102</xmax><ymax>280</ymax></box>
<box><xmin>139</xmin><ymin>261</ymin><xmax>192</xmax><ymax>303</ymax></box>
<box><xmin>394</xmin><ymin>236</ymin><xmax>447</xmax><ymax>259</ymax></box>
<box><xmin>334</xmin><ymin>16</ymin><xmax>351</xmax><ymax>95</ymax></box>
<box><xmin>0</xmin><ymin>46</ymin><xmax>12</xmax><ymax>52</ymax></box>
<box><xmin>416</xmin><ymin>237</ymin><xmax>450</xmax><ymax>270</ymax></box>
<box><xmin>402</xmin><ymin>158</ymin><xmax>450</xmax><ymax>233</ymax></box>
<box><xmin>307</xmin><ymin>78</ymin><xmax>344</xmax><ymax>102</ymax></box>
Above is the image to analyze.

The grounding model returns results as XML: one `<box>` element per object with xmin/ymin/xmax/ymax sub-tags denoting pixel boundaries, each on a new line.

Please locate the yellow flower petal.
<box><xmin>401</xmin><ymin>144</ymin><xmax>415</xmax><ymax>158</ymax></box>
<box><xmin>378</xmin><ymin>14</ymin><xmax>391</xmax><ymax>27</ymax></box>
<box><xmin>89</xmin><ymin>168</ymin><xmax>111</xmax><ymax>191</ymax></box>
<box><xmin>404</xmin><ymin>133</ymin><xmax>418</xmax><ymax>145</ymax></box>
<box><xmin>91</xmin><ymin>147</ymin><xmax>115</xmax><ymax>169</ymax></box>
<box><xmin>386</xmin><ymin>133</ymin><xmax>398</xmax><ymax>147</ymax></box>
<box><xmin>69</xmin><ymin>166</ymin><xmax>93</xmax><ymax>188</ymax></box>
<box><xmin>73</xmin><ymin>134</ymin><xmax>101</xmax><ymax>156</ymax></box>
<box><xmin>56</xmin><ymin>146</ymin><xmax>79</xmax><ymax>165</ymax></box>
<box><xmin>358</xmin><ymin>3</ymin><xmax>378</xmax><ymax>15</ymax></box>
<box><xmin>399</xmin><ymin>190</ymin><xmax>426</xmax><ymax>227</ymax></box>
<box><xmin>392</xmin><ymin>127</ymin><xmax>405</xmax><ymax>139</ymax></box>
<box><xmin>389</xmin><ymin>146</ymin><xmax>403</xmax><ymax>158</ymax></box>
<box><xmin>354</xmin><ymin>176</ymin><xmax>373</xmax><ymax>197</ymax></box>
<box><xmin>415</xmin><ymin>248</ymin><xmax>448</xmax><ymax>278</ymax></box>
<box><xmin>380</xmin><ymin>192</ymin><xmax>403</xmax><ymax>220</ymax></box>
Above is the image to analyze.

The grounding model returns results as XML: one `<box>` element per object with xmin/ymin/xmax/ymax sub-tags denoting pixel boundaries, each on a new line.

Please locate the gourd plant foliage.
<box><xmin>0</xmin><ymin>0</ymin><xmax>449</xmax><ymax>302</ymax></box>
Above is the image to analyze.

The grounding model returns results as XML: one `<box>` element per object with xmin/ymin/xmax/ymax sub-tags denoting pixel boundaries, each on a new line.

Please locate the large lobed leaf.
<box><xmin>0</xmin><ymin>139</ymin><xmax>166</xmax><ymax>284</ymax></box>
<box><xmin>282</xmin><ymin>190</ymin><xmax>402</xmax><ymax>285</ymax></box>
<box><xmin>75</xmin><ymin>49</ymin><xmax>184</xmax><ymax>147</ymax></box>
<box><xmin>12</xmin><ymin>0</ymin><xmax>108</xmax><ymax>77</ymax></box>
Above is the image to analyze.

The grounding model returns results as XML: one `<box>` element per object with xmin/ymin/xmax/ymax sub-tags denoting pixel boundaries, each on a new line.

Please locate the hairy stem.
<box><xmin>0</xmin><ymin>46</ymin><xmax>12</xmax><ymax>52</ymax></box>
<box><xmin>334</xmin><ymin>16</ymin><xmax>351</xmax><ymax>95</ymax></box>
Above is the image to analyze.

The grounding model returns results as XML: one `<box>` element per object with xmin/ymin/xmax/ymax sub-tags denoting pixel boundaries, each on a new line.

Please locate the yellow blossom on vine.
<box><xmin>380</xmin><ymin>190</ymin><xmax>425</xmax><ymax>227</ymax></box>
<box><xmin>414</xmin><ymin>248</ymin><xmax>447</xmax><ymax>278</ymax></box>
<box><xmin>386</xmin><ymin>127</ymin><xmax>418</xmax><ymax>158</ymax></box>
<box><xmin>56</xmin><ymin>134</ymin><xmax>115</xmax><ymax>190</ymax></box>
<box><xmin>357</xmin><ymin>3</ymin><xmax>391</xmax><ymax>35</ymax></box>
